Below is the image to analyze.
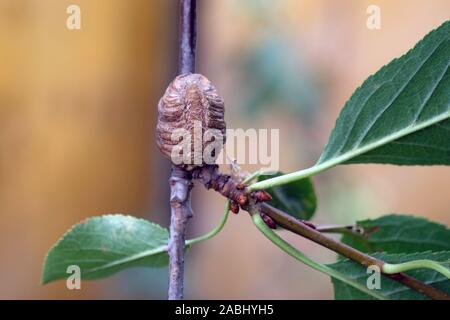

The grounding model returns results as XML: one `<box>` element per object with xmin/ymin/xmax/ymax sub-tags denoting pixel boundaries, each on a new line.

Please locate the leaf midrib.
<box><xmin>317</xmin><ymin>111</ymin><xmax>449</xmax><ymax>172</ymax></box>
<box><xmin>249</xmin><ymin>109</ymin><xmax>449</xmax><ymax>191</ymax></box>
<box><xmin>328</xmin><ymin>36</ymin><xmax>448</xmax><ymax>160</ymax></box>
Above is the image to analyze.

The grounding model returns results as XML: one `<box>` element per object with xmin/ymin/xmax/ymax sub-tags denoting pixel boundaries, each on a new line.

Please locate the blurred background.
<box><xmin>0</xmin><ymin>0</ymin><xmax>449</xmax><ymax>299</ymax></box>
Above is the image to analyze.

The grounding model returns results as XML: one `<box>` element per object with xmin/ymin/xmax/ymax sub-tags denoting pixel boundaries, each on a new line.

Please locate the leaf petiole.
<box><xmin>186</xmin><ymin>200</ymin><xmax>230</xmax><ymax>246</ymax></box>
<box><xmin>252</xmin><ymin>213</ymin><xmax>389</xmax><ymax>300</ymax></box>
<box><xmin>383</xmin><ymin>259</ymin><xmax>450</xmax><ymax>280</ymax></box>
<box><xmin>249</xmin><ymin>113</ymin><xmax>450</xmax><ymax>191</ymax></box>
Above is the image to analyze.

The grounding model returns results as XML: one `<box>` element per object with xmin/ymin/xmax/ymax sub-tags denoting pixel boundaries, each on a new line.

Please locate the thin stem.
<box><xmin>252</xmin><ymin>213</ymin><xmax>389</xmax><ymax>300</ymax></box>
<box><xmin>261</xmin><ymin>203</ymin><xmax>450</xmax><ymax>300</ymax></box>
<box><xmin>315</xmin><ymin>224</ymin><xmax>364</xmax><ymax>236</ymax></box>
<box><xmin>187</xmin><ymin>200</ymin><xmax>230</xmax><ymax>246</ymax></box>
<box><xmin>190</xmin><ymin>165</ymin><xmax>449</xmax><ymax>299</ymax></box>
<box><xmin>261</xmin><ymin>204</ymin><xmax>382</xmax><ymax>266</ymax></box>
<box><xmin>242</xmin><ymin>170</ymin><xmax>263</xmax><ymax>183</ymax></box>
<box><xmin>188</xmin><ymin>171</ymin><xmax>258</xmax><ymax>245</ymax></box>
<box><xmin>167</xmin><ymin>167</ymin><xmax>193</xmax><ymax>300</ymax></box>
<box><xmin>249</xmin><ymin>113</ymin><xmax>450</xmax><ymax>191</ymax></box>
<box><xmin>249</xmin><ymin>162</ymin><xmax>332</xmax><ymax>191</ymax></box>
<box><xmin>167</xmin><ymin>0</ymin><xmax>197</xmax><ymax>300</ymax></box>
<box><xmin>383</xmin><ymin>260</ymin><xmax>450</xmax><ymax>280</ymax></box>
<box><xmin>179</xmin><ymin>0</ymin><xmax>197</xmax><ymax>74</ymax></box>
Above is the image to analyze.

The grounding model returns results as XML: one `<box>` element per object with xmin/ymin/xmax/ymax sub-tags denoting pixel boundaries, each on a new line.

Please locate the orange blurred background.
<box><xmin>0</xmin><ymin>0</ymin><xmax>449</xmax><ymax>299</ymax></box>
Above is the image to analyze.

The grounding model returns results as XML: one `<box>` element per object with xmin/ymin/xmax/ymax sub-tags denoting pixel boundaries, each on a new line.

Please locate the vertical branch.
<box><xmin>167</xmin><ymin>0</ymin><xmax>197</xmax><ymax>300</ymax></box>
<box><xmin>168</xmin><ymin>166</ymin><xmax>193</xmax><ymax>299</ymax></box>
<box><xmin>179</xmin><ymin>0</ymin><xmax>197</xmax><ymax>75</ymax></box>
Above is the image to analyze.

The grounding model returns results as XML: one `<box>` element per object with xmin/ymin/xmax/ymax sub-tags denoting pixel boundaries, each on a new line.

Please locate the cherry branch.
<box><xmin>167</xmin><ymin>0</ymin><xmax>197</xmax><ymax>300</ymax></box>
<box><xmin>192</xmin><ymin>165</ymin><xmax>450</xmax><ymax>300</ymax></box>
<box><xmin>167</xmin><ymin>166</ymin><xmax>193</xmax><ymax>300</ymax></box>
<box><xmin>260</xmin><ymin>203</ymin><xmax>450</xmax><ymax>300</ymax></box>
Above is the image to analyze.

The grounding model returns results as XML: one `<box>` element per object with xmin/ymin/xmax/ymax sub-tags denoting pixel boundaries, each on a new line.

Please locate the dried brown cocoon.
<box><xmin>156</xmin><ymin>74</ymin><xmax>226</xmax><ymax>170</ymax></box>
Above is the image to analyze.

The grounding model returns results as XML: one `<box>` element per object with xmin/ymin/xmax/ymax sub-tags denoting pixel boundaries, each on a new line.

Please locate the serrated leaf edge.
<box><xmin>41</xmin><ymin>214</ymin><xmax>169</xmax><ymax>284</ymax></box>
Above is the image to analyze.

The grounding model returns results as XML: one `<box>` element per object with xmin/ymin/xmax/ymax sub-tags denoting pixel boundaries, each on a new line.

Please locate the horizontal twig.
<box><xmin>260</xmin><ymin>203</ymin><xmax>450</xmax><ymax>300</ymax></box>
<box><xmin>191</xmin><ymin>164</ymin><xmax>450</xmax><ymax>300</ymax></box>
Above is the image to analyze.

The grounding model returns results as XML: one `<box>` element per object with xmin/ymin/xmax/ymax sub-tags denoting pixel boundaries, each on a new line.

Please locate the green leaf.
<box><xmin>340</xmin><ymin>214</ymin><xmax>450</xmax><ymax>254</ymax></box>
<box><xmin>257</xmin><ymin>172</ymin><xmax>317</xmax><ymax>220</ymax></box>
<box><xmin>249</xmin><ymin>21</ymin><xmax>450</xmax><ymax>192</ymax></box>
<box><xmin>329</xmin><ymin>251</ymin><xmax>450</xmax><ymax>300</ymax></box>
<box><xmin>42</xmin><ymin>214</ymin><xmax>169</xmax><ymax>284</ymax></box>
<box><xmin>318</xmin><ymin>20</ymin><xmax>450</xmax><ymax>166</ymax></box>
